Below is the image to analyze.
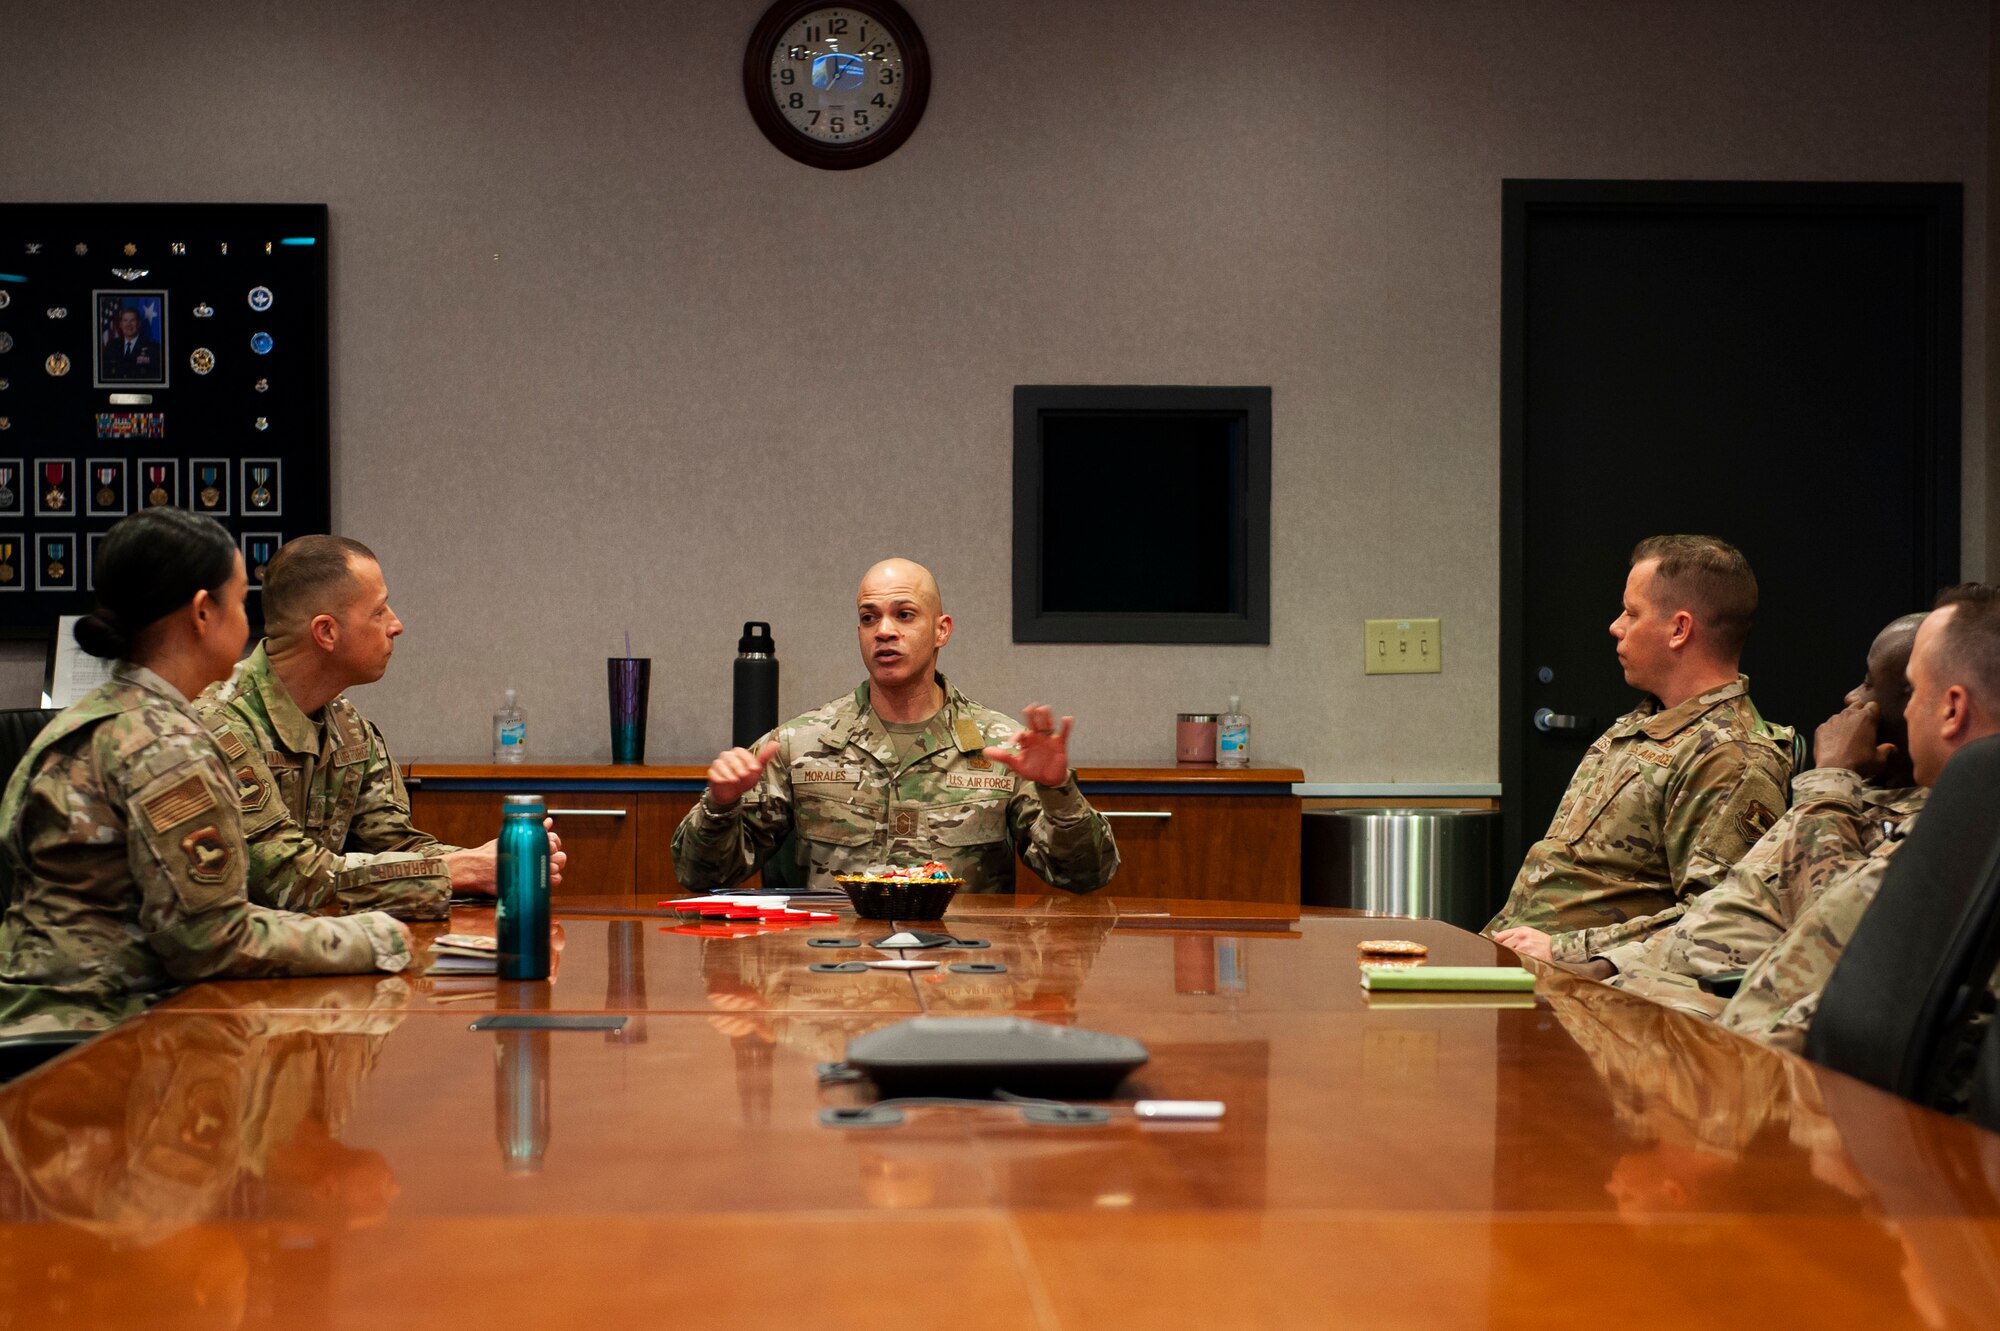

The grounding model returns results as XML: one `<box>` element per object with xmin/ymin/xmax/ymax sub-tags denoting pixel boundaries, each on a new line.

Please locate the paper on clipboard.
<box><xmin>45</xmin><ymin>616</ymin><xmax>114</xmax><ymax>707</ymax></box>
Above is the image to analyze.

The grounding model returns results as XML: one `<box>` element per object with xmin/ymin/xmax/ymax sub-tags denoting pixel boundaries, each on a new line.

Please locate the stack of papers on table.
<box><xmin>428</xmin><ymin>934</ymin><xmax>498</xmax><ymax>974</ymax></box>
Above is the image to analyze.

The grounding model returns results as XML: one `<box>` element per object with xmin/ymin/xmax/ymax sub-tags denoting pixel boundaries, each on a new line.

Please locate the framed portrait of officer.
<box><xmin>93</xmin><ymin>290</ymin><xmax>168</xmax><ymax>388</ymax></box>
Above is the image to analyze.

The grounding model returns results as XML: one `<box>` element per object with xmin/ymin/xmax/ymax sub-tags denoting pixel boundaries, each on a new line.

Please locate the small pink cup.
<box><xmin>1176</xmin><ymin>713</ymin><xmax>1219</xmax><ymax>764</ymax></box>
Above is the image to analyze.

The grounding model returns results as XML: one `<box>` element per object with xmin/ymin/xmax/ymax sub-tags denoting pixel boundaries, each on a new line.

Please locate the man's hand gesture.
<box><xmin>706</xmin><ymin>739</ymin><xmax>780</xmax><ymax>807</ymax></box>
<box><xmin>1814</xmin><ymin>700</ymin><xmax>1896</xmax><ymax>777</ymax></box>
<box><xmin>984</xmin><ymin>704</ymin><xmax>1074</xmax><ymax>788</ymax></box>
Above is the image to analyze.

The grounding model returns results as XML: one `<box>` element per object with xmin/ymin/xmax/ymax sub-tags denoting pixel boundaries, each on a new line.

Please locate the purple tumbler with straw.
<box><xmin>608</xmin><ymin>631</ymin><xmax>650</xmax><ymax>765</ymax></box>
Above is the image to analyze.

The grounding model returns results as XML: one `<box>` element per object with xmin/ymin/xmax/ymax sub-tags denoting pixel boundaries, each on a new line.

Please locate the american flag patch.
<box><xmin>141</xmin><ymin>774</ymin><xmax>215</xmax><ymax>832</ymax></box>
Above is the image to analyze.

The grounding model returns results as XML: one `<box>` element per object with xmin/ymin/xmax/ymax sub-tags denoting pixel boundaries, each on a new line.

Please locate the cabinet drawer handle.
<box><xmin>1100</xmin><ymin>811</ymin><xmax>1172</xmax><ymax>821</ymax></box>
<box><xmin>547</xmin><ymin>808</ymin><xmax>628</xmax><ymax>818</ymax></box>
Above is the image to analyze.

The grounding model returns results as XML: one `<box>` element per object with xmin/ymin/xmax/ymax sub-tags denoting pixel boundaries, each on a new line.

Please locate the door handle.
<box><xmin>1533</xmin><ymin>708</ymin><xmax>1585</xmax><ymax>734</ymax></box>
<box><xmin>546</xmin><ymin>808</ymin><xmax>628</xmax><ymax>818</ymax></box>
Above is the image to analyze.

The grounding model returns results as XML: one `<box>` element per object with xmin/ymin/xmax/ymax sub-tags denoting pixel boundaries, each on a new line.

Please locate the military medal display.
<box><xmin>0</xmin><ymin>202</ymin><xmax>328</xmax><ymax>631</ymax></box>
<box><xmin>191</xmin><ymin>459</ymin><xmax>228</xmax><ymax>514</ymax></box>
<box><xmin>242</xmin><ymin>459</ymin><xmax>280</xmax><ymax>515</ymax></box>
<box><xmin>85</xmin><ymin>459</ymin><xmax>127</xmax><ymax>517</ymax></box>
<box><xmin>141</xmin><ymin>460</ymin><xmax>175</xmax><ymax>508</ymax></box>
<box><xmin>36</xmin><ymin>534</ymin><xmax>74</xmax><ymax>591</ymax></box>
<box><xmin>242</xmin><ymin>533</ymin><xmax>279</xmax><ymax>586</ymax></box>
<box><xmin>36</xmin><ymin>461</ymin><xmax>72</xmax><ymax>516</ymax></box>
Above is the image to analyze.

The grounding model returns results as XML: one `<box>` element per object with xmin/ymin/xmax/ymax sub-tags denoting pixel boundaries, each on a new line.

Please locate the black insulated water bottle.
<box><xmin>732</xmin><ymin>621</ymin><xmax>779</xmax><ymax>749</ymax></box>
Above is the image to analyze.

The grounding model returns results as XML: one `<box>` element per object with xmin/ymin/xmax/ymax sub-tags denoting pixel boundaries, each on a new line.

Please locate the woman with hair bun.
<box><xmin>0</xmin><ymin>510</ymin><xmax>412</xmax><ymax>1032</ymax></box>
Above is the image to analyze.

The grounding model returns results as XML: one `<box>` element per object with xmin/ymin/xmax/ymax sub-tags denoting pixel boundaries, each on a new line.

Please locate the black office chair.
<box><xmin>1972</xmin><ymin>1016</ymin><xmax>2000</xmax><ymax>1132</ymax></box>
<box><xmin>1804</xmin><ymin>734</ymin><xmax>2000</xmax><ymax>1109</ymax></box>
<box><xmin>0</xmin><ymin>707</ymin><xmax>58</xmax><ymax>911</ymax></box>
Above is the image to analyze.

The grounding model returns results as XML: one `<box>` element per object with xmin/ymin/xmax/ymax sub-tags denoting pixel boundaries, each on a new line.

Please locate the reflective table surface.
<box><xmin>4</xmin><ymin>896</ymin><xmax>1999</xmax><ymax>1328</ymax></box>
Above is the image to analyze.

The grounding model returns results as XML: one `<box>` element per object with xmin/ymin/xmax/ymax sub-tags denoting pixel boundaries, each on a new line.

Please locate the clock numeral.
<box><xmin>830</xmin><ymin>117</ymin><xmax>845</xmax><ymax>133</ymax></box>
<box><xmin>859</xmin><ymin>23</ymin><xmax>868</xmax><ymax>42</ymax></box>
<box><xmin>854</xmin><ymin>110</ymin><xmax>869</xmax><ymax>127</ymax></box>
<box><xmin>828</xmin><ymin>17</ymin><xmax>848</xmax><ymax>35</ymax></box>
<box><xmin>787</xmin><ymin>92</ymin><xmax>804</xmax><ymax>108</ymax></box>
<box><xmin>868</xmin><ymin>43</ymin><xmax>886</xmax><ymax>58</ymax></box>
<box><xmin>871</xmin><ymin>93</ymin><xmax>886</xmax><ymax>107</ymax></box>
<box><xmin>807</xmin><ymin>110</ymin><xmax>821</xmax><ymax>125</ymax></box>
<box><xmin>879</xmin><ymin>66</ymin><xmax>896</xmax><ymax>85</ymax></box>
<box><xmin>779</xmin><ymin>68</ymin><xmax>795</xmax><ymax>85</ymax></box>
<box><xmin>805</xmin><ymin>23</ymin><xmax>821</xmax><ymax>40</ymax></box>
<box><xmin>788</xmin><ymin>45</ymin><xmax>809</xmax><ymax>60</ymax></box>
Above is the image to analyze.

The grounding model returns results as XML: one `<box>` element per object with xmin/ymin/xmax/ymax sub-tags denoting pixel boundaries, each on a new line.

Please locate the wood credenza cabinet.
<box><xmin>405</xmin><ymin>760</ymin><xmax>1303</xmax><ymax>907</ymax></box>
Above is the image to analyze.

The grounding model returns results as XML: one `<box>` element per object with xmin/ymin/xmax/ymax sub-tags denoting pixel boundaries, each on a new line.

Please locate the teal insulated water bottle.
<box><xmin>496</xmin><ymin>794</ymin><xmax>551</xmax><ymax>980</ymax></box>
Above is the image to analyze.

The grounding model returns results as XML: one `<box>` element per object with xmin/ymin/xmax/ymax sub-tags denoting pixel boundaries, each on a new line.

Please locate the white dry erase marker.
<box><xmin>1133</xmin><ymin>1100</ymin><xmax>1226</xmax><ymax>1120</ymax></box>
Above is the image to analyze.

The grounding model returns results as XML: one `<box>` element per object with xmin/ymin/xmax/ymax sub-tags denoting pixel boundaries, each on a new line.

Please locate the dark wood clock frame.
<box><xmin>742</xmin><ymin>0</ymin><xmax>931</xmax><ymax>170</ymax></box>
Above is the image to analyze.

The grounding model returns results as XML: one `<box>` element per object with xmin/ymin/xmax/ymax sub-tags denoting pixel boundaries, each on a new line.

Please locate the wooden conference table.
<box><xmin>4</xmin><ymin>893</ymin><xmax>2000</xmax><ymax>1329</ymax></box>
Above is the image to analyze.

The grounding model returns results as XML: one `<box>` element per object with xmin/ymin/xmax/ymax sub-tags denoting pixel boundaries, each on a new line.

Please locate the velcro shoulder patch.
<box><xmin>234</xmin><ymin>764</ymin><xmax>270</xmax><ymax>809</ymax></box>
<box><xmin>1737</xmin><ymin>798</ymin><xmax>1778</xmax><ymax>845</ymax></box>
<box><xmin>208</xmin><ymin>724</ymin><xmax>248</xmax><ymax>761</ymax></box>
<box><xmin>141</xmin><ymin>773</ymin><xmax>216</xmax><ymax>832</ymax></box>
<box><xmin>179</xmin><ymin>824</ymin><xmax>232</xmax><ymax>882</ymax></box>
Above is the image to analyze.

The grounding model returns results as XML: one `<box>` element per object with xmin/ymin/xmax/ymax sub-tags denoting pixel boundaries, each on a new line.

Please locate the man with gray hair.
<box><xmin>197</xmin><ymin>535</ymin><xmax>564</xmax><ymax>920</ymax></box>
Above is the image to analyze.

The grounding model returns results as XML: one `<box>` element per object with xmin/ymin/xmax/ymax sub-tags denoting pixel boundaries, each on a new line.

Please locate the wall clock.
<box><xmin>743</xmin><ymin>0</ymin><xmax>931</xmax><ymax>170</ymax></box>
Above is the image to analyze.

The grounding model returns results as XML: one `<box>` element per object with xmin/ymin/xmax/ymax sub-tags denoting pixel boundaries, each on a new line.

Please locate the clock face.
<box><xmin>770</xmin><ymin>9</ymin><xmax>906</xmax><ymax>146</ymax></box>
<box><xmin>744</xmin><ymin>0</ymin><xmax>931</xmax><ymax>169</ymax></box>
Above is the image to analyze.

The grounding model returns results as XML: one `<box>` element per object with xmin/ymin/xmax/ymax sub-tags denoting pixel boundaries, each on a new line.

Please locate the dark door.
<box><xmin>1498</xmin><ymin>181</ymin><xmax>1961</xmax><ymax>893</ymax></box>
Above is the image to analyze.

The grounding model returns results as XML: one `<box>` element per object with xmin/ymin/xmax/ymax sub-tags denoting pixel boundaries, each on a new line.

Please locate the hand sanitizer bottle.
<box><xmin>1217</xmin><ymin>694</ymin><xmax>1250</xmax><ymax>769</ymax></box>
<box><xmin>493</xmin><ymin>688</ymin><xmax>527</xmax><ymax>763</ymax></box>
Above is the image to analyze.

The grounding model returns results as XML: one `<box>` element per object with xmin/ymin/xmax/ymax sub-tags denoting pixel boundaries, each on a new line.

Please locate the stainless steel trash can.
<box><xmin>1300</xmin><ymin>808</ymin><xmax>1498</xmax><ymax>931</ymax></box>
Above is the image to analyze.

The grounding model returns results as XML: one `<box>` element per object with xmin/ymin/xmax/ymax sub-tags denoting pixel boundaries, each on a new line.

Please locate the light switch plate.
<box><xmin>1364</xmin><ymin>618</ymin><xmax>1442</xmax><ymax>674</ymax></box>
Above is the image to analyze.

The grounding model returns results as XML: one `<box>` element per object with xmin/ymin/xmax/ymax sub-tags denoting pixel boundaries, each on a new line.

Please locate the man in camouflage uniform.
<box><xmin>1722</xmin><ymin>586</ymin><xmax>2000</xmax><ymax>1054</ymax></box>
<box><xmin>198</xmin><ymin>536</ymin><xmax>558</xmax><ymax>922</ymax></box>
<box><xmin>1489</xmin><ymin>536</ymin><xmax>1793</xmax><ymax>959</ymax></box>
<box><xmin>0</xmin><ymin>663</ymin><xmax>411</xmax><ymax>1033</ymax></box>
<box><xmin>1554</xmin><ymin>614</ymin><xmax>1927</xmax><ymax>1016</ymax></box>
<box><xmin>673</xmin><ymin>558</ymin><xmax>1119</xmax><ymax>893</ymax></box>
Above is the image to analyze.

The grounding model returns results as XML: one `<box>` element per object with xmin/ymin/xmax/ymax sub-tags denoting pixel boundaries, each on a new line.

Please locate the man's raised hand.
<box><xmin>983</xmin><ymin>703</ymin><xmax>1074</xmax><ymax>787</ymax></box>
<box><xmin>707</xmin><ymin>739</ymin><xmax>781</xmax><ymax>806</ymax></box>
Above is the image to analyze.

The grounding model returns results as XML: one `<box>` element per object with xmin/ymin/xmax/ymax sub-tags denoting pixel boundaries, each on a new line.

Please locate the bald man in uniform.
<box><xmin>671</xmin><ymin>558</ymin><xmax>1120</xmax><ymax>893</ymax></box>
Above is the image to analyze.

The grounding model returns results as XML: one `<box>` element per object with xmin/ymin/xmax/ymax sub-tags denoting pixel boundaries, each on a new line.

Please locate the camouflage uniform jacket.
<box><xmin>0</xmin><ymin>664</ymin><xmax>409</xmax><ymax>1033</ymax></box>
<box><xmin>1486</xmin><ymin>675</ymin><xmax>1793</xmax><ymax>955</ymax></box>
<box><xmin>196</xmin><ymin>641</ymin><xmax>458</xmax><ymax>922</ymax></box>
<box><xmin>671</xmin><ymin>675</ymin><xmax>1120</xmax><ymax>893</ymax></box>
<box><xmin>1717</xmin><ymin>814</ymin><xmax>1912</xmax><ymax>1053</ymax></box>
<box><xmin>1602</xmin><ymin>770</ymin><xmax>1924</xmax><ymax>1018</ymax></box>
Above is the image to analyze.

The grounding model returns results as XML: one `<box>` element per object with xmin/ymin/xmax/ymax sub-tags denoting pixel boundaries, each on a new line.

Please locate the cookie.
<box><xmin>1357</xmin><ymin>939</ymin><xmax>1429</xmax><ymax>957</ymax></box>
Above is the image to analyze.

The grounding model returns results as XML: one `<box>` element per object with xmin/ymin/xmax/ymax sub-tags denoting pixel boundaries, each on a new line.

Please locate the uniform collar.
<box><xmin>111</xmin><ymin>660</ymin><xmax>190</xmax><ymax>706</ymax></box>
<box><xmin>244</xmin><ymin>640</ymin><xmax>327</xmax><ymax>756</ymax></box>
<box><xmin>1625</xmin><ymin>674</ymin><xmax>1751</xmax><ymax>741</ymax></box>
<box><xmin>847</xmin><ymin>673</ymin><xmax>982</xmax><ymax>764</ymax></box>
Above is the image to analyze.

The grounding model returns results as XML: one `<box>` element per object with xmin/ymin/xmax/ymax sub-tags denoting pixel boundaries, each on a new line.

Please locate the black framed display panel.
<box><xmin>1013</xmin><ymin>385</ymin><xmax>1271</xmax><ymax>644</ymax></box>
<box><xmin>0</xmin><ymin>203</ymin><xmax>329</xmax><ymax>637</ymax></box>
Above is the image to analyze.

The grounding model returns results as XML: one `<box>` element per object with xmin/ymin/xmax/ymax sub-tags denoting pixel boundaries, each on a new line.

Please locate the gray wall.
<box><xmin>0</xmin><ymin>0</ymin><xmax>1989</xmax><ymax>781</ymax></box>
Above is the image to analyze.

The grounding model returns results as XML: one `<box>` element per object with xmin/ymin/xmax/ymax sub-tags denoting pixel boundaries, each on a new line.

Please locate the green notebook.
<box><xmin>1358</xmin><ymin>965</ymin><xmax>1537</xmax><ymax>992</ymax></box>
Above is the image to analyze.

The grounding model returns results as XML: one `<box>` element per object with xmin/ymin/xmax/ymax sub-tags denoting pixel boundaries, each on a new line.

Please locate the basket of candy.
<box><xmin>833</xmin><ymin>862</ymin><xmax>963</xmax><ymax>920</ymax></box>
